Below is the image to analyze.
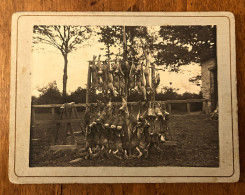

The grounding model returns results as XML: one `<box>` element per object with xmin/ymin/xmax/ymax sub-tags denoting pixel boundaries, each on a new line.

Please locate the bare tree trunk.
<box><xmin>151</xmin><ymin>64</ymin><xmax>156</xmax><ymax>101</ymax></box>
<box><xmin>63</xmin><ymin>54</ymin><xmax>68</xmax><ymax>102</ymax></box>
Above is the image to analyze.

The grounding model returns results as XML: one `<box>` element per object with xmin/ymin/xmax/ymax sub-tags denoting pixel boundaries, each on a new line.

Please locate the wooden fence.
<box><xmin>31</xmin><ymin>99</ymin><xmax>212</xmax><ymax>125</ymax></box>
<box><xmin>164</xmin><ymin>99</ymin><xmax>212</xmax><ymax>114</ymax></box>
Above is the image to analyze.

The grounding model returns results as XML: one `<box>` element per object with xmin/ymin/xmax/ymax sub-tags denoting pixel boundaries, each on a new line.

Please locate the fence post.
<box><xmin>167</xmin><ymin>103</ymin><xmax>172</xmax><ymax>114</ymax></box>
<box><xmin>202</xmin><ymin>101</ymin><xmax>206</xmax><ymax>114</ymax></box>
<box><xmin>52</xmin><ymin>108</ymin><xmax>55</xmax><ymax>120</ymax></box>
<box><xmin>187</xmin><ymin>102</ymin><xmax>191</xmax><ymax>114</ymax></box>
<box><xmin>206</xmin><ymin>100</ymin><xmax>210</xmax><ymax>114</ymax></box>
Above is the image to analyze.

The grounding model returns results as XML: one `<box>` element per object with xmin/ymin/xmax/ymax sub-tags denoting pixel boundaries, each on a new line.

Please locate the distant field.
<box><xmin>29</xmin><ymin>113</ymin><xmax>219</xmax><ymax>167</ymax></box>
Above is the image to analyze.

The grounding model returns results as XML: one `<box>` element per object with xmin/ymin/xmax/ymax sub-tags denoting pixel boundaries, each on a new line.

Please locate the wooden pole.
<box><xmin>122</xmin><ymin>26</ymin><xmax>132</xmax><ymax>156</ymax></box>
<box><xmin>86</xmin><ymin>62</ymin><xmax>91</xmax><ymax>104</ymax></box>
<box><xmin>167</xmin><ymin>103</ymin><xmax>172</xmax><ymax>114</ymax></box>
<box><xmin>51</xmin><ymin>108</ymin><xmax>55</xmax><ymax>120</ymax></box>
<box><xmin>151</xmin><ymin>64</ymin><xmax>156</xmax><ymax>101</ymax></box>
<box><xmin>123</xmin><ymin>26</ymin><xmax>127</xmax><ymax>58</ymax></box>
<box><xmin>187</xmin><ymin>102</ymin><xmax>191</xmax><ymax>114</ymax></box>
<box><xmin>123</xmin><ymin>26</ymin><xmax>128</xmax><ymax>101</ymax></box>
<box><xmin>202</xmin><ymin>101</ymin><xmax>206</xmax><ymax>114</ymax></box>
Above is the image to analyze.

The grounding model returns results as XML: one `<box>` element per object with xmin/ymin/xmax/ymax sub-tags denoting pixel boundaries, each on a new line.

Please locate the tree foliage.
<box><xmin>125</xmin><ymin>26</ymin><xmax>157</xmax><ymax>63</ymax></box>
<box><xmin>32</xmin><ymin>82</ymin><xmax>202</xmax><ymax>106</ymax></box>
<box><xmin>98</xmin><ymin>26</ymin><xmax>123</xmax><ymax>59</ymax></box>
<box><xmin>155</xmin><ymin>87</ymin><xmax>202</xmax><ymax>101</ymax></box>
<box><xmin>156</xmin><ymin>26</ymin><xmax>216</xmax><ymax>69</ymax></box>
<box><xmin>32</xmin><ymin>81</ymin><xmax>63</xmax><ymax>104</ymax></box>
<box><xmin>33</xmin><ymin>25</ymin><xmax>91</xmax><ymax>55</ymax></box>
<box><xmin>97</xmin><ymin>26</ymin><xmax>157</xmax><ymax>63</ymax></box>
<box><xmin>33</xmin><ymin>25</ymin><xmax>215</xmax><ymax>104</ymax></box>
<box><xmin>97</xmin><ymin>25</ymin><xmax>216</xmax><ymax>69</ymax></box>
<box><xmin>32</xmin><ymin>83</ymin><xmax>86</xmax><ymax>105</ymax></box>
<box><xmin>67</xmin><ymin>87</ymin><xmax>86</xmax><ymax>103</ymax></box>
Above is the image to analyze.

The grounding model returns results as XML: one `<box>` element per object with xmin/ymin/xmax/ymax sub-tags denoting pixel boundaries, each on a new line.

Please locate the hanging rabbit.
<box><xmin>129</xmin><ymin>63</ymin><xmax>136</xmax><ymax>94</ymax></box>
<box><xmin>101</xmin><ymin>60</ymin><xmax>109</xmax><ymax>94</ymax></box>
<box><xmin>118</xmin><ymin>59</ymin><xmax>126</xmax><ymax>96</ymax></box>
<box><xmin>90</xmin><ymin>55</ymin><xmax>99</xmax><ymax>89</ymax></box>
<box><xmin>143</xmin><ymin>51</ymin><xmax>153</xmax><ymax>94</ymax></box>
<box><xmin>96</xmin><ymin>55</ymin><xmax>103</xmax><ymax>90</ymax></box>
<box><xmin>135</xmin><ymin>63</ymin><xmax>142</xmax><ymax>95</ymax></box>
<box><xmin>140</xmin><ymin>62</ymin><xmax>147</xmax><ymax>101</ymax></box>
<box><xmin>107</xmin><ymin>60</ymin><xmax>118</xmax><ymax>97</ymax></box>
<box><xmin>112</xmin><ymin>57</ymin><xmax>120</xmax><ymax>93</ymax></box>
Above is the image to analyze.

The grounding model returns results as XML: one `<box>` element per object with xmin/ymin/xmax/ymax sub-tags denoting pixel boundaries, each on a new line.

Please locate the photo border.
<box><xmin>9</xmin><ymin>12</ymin><xmax>239</xmax><ymax>183</ymax></box>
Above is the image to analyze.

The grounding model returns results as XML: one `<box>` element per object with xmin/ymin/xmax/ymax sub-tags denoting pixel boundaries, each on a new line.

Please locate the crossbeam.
<box><xmin>32</xmin><ymin>99</ymin><xmax>212</xmax><ymax>108</ymax></box>
<box><xmin>33</xmin><ymin>119</ymin><xmax>83</xmax><ymax>125</ymax></box>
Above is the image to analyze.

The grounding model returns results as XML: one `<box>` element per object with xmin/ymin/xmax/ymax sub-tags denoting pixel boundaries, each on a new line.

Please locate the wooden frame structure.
<box><xmin>31</xmin><ymin>99</ymin><xmax>212</xmax><ymax>126</ymax></box>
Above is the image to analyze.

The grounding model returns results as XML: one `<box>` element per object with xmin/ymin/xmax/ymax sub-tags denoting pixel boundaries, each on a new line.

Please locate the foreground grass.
<box><xmin>30</xmin><ymin>114</ymin><xmax>219</xmax><ymax>167</ymax></box>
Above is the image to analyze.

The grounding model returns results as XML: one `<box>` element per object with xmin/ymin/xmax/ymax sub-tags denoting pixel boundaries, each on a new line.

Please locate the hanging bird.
<box><xmin>153</xmin><ymin>73</ymin><xmax>160</xmax><ymax>88</ymax></box>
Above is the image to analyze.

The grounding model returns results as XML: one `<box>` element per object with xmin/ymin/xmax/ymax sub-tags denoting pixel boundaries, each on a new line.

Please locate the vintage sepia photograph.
<box><xmin>30</xmin><ymin>24</ymin><xmax>219</xmax><ymax>167</ymax></box>
<box><xmin>9</xmin><ymin>12</ymin><xmax>238</xmax><ymax>183</ymax></box>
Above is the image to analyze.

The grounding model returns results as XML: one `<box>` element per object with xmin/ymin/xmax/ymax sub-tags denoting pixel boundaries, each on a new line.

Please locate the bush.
<box><xmin>32</xmin><ymin>81</ymin><xmax>63</xmax><ymax>105</ymax></box>
<box><xmin>32</xmin><ymin>82</ymin><xmax>203</xmax><ymax>105</ymax></box>
<box><xmin>67</xmin><ymin>87</ymin><xmax>86</xmax><ymax>103</ymax></box>
<box><xmin>156</xmin><ymin>88</ymin><xmax>202</xmax><ymax>101</ymax></box>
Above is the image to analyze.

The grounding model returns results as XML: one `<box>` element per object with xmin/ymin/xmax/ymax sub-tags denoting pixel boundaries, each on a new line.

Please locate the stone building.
<box><xmin>201</xmin><ymin>58</ymin><xmax>218</xmax><ymax>113</ymax></box>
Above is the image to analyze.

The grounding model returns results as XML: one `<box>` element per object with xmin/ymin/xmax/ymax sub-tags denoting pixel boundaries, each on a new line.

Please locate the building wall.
<box><xmin>201</xmin><ymin>58</ymin><xmax>217</xmax><ymax>113</ymax></box>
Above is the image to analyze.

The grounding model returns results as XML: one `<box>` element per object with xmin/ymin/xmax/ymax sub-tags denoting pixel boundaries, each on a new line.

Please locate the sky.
<box><xmin>32</xmin><ymin>26</ymin><xmax>201</xmax><ymax>97</ymax></box>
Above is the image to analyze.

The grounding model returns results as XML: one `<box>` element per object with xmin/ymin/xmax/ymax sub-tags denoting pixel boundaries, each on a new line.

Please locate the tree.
<box><xmin>97</xmin><ymin>26</ymin><xmax>157</xmax><ymax>62</ymax></box>
<box><xmin>125</xmin><ymin>26</ymin><xmax>155</xmax><ymax>63</ymax></box>
<box><xmin>97</xmin><ymin>25</ymin><xmax>216</xmax><ymax>69</ymax></box>
<box><xmin>98</xmin><ymin>26</ymin><xmax>123</xmax><ymax>59</ymax></box>
<box><xmin>155</xmin><ymin>86</ymin><xmax>179</xmax><ymax>100</ymax></box>
<box><xmin>34</xmin><ymin>81</ymin><xmax>63</xmax><ymax>104</ymax></box>
<box><xmin>96</xmin><ymin>26</ymin><xmax>214</xmax><ymax>100</ymax></box>
<box><xmin>33</xmin><ymin>25</ymin><xmax>91</xmax><ymax>101</ymax></box>
<box><xmin>67</xmin><ymin>87</ymin><xmax>87</xmax><ymax>103</ymax></box>
<box><xmin>156</xmin><ymin>26</ymin><xmax>216</xmax><ymax>70</ymax></box>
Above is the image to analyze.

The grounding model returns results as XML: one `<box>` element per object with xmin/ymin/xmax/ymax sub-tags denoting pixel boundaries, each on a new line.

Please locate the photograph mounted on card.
<box><xmin>9</xmin><ymin>12</ymin><xmax>239</xmax><ymax>183</ymax></box>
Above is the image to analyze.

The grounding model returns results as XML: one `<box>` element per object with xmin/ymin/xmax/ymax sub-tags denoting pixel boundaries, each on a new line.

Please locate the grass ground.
<box><xmin>29</xmin><ymin>113</ymin><xmax>219</xmax><ymax>167</ymax></box>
